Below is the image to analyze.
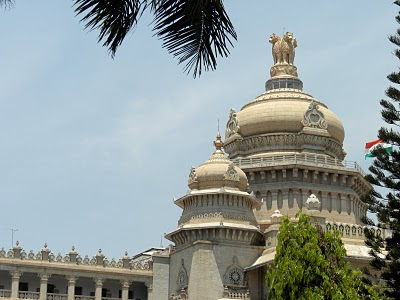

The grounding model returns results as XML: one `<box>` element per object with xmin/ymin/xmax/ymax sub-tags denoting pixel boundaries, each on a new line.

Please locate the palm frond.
<box><xmin>153</xmin><ymin>0</ymin><xmax>237</xmax><ymax>77</ymax></box>
<box><xmin>0</xmin><ymin>0</ymin><xmax>15</xmax><ymax>9</ymax></box>
<box><xmin>73</xmin><ymin>0</ymin><xmax>149</xmax><ymax>57</ymax></box>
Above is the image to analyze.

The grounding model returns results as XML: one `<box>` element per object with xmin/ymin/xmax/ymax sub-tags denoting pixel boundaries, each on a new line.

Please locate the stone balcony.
<box><xmin>0</xmin><ymin>291</ymin><xmax>143</xmax><ymax>300</ymax></box>
<box><xmin>233</xmin><ymin>153</ymin><xmax>366</xmax><ymax>176</ymax></box>
<box><xmin>0</xmin><ymin>243</ymin><xmax>157</xmax><ymax>300</ymax></box>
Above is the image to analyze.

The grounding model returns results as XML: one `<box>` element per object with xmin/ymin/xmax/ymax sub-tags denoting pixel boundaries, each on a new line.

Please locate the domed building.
<box><xmin>0</xmin><ymin>33</ymin><xmax>392</xmax><ymax>300</ymax></box>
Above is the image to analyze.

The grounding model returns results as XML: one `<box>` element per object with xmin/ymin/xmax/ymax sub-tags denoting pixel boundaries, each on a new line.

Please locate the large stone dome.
<box><xmin>224</xmin><ymin>33</ymin><xmax>346</xmax><ymax>160</ymax></box>
<box><xmin>188</xmin><ymin>133</ymin><xmax>248</xmax><ymax>192</ymax></box>
<box><xmin>235</xmin><ymin>89</ymin><xmax>345</xmax><ymax>144</ymax></box>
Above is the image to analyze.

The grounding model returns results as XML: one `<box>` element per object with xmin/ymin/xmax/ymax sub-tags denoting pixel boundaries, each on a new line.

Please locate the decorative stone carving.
<box><xmin>38</xmin><ymin>273</ymin><xmax>51</xmax><ymax>281</ymax></box>
<box><xmin>224</xmin><ymin>133</ymin><xmax>345</xmax><ymax>160</ymax></box>
<box><xmin>120</xmin><ymin>280</ymin><xmax>131</xmax><ymax>288</ymax></box>
<box><xmin>270</xmin><ymin>209</ymin><xmax>283</xmax><ymax>223</ymax></box>
<box><xmin>93</xmin><ymin>277</ymin><xmax>104</xmax><ymax>286</ymax></box>
<box><xmin>10</xmin><ymin>270</ymin><xmax>22</xmax><ymax>279</ymax></box>
<box><xmin>223</xmin><ymin>256</ymin><xmax>244</xmax><ymax>286</ymax></box>
<box><xmin>224</xmin><ymin>163</ymin><xmax>239</xmax><ymax>181</ymax></box>
<box><xmin>302</xmin><ymin>100</ymin><xmax>328</xmax><ymax>130</ymax></box>
<box><xmin>188</xmin><ymin>167</ymin><xmax>197</xmax><ymax>185</ymax></box>
<box><xmin>225</xmin><ymin>109</ymin><xmax>240</xmax><ymax>139</ymax></box>
<box><xmin>269</xmin><ymin>32</ymin><xmax>297</xmax><ymax>65</ymax></box>
<box><xmin>66</xmin><ymin>276</ymin><xmax>78</xmax><ymax>284</ymax></box>
<box><xmin>269</xmin><ymin>32</ymin><xmax>298</xmax><ymax>77</ymax></box>
<box><xmin>176</xmin><ymin>259</ymin><xmax>188</xmax><ymax>291</ymax></box>
<box><xmin>306</xmin><ymin>194</ymin><xmax>321</xmax><ymax>210</ymax></box>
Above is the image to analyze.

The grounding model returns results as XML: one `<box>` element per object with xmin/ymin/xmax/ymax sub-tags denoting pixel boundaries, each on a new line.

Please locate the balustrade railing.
<box><xmin>227</xmin><ymin>292</ymin><xmax>250</xmax><ymax>299</ymax></box>
<box><xmin>0</xmin><ymin>246</ymin><xmax>154</xmax><ymax>271</ymax></box>
<box><xmin>325</xmin><ymin>222</ymin><xmax>391</xmax><ymax>240</ymax></box>
<box><xmin>74</xmin><ymin>296</ymin><xmax>95</xmax><ymax>300</ymax></box>
<box><xmin>234</xmin><ymin>153</ymin><xmax>366</xmax><ymax>176</ymax></box>
<box><xmin>47</xmin><ymin>293</ymin><xmax>68</xmax><ymax>300</ymax></box>
<box><xmin>19</xmin><ymin>291</ymin><xmax>40</xmax><ymax>299</ymax></box>
<box><xmin>0</xmin><ymin>290</ymin><xmax>11</xmax><ymax>298</ymax></box>
<box><xmin>102</xmin><ymin>297</ymin><xmax>121</xmax><ymax>300</ymax></box>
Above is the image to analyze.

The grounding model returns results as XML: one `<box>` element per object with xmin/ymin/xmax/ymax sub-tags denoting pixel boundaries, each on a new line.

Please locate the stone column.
<box><xmin>145</xmin><ymin>281</ymin><xmax>153</xmax><ymax>300</ymax></box>
<box><xmin>271</xmin><ymin>191</ymin><xmax>278</xmax><ymax>210</ymax></box>
<box><xmin>67</xmin><ymin>276</ymin><xmax>78</xmax><ymax>300</ymax></box>
<box><xmin>10</xmin><ymin>271</ymin><xmax>22</xmax><ymax>298</ymax></box>
<box><xmin>293</xmin><ymin>189</ymin><xmax>299</xmax><ymax>210</ymax></box>
<box><xmin>282</xmin><ymin>190</ymin><xmax>289</xmax><ymax>212</ymax></box>
<box><xmin>94</xmin><ymin>278</ymin><xmax>104</xmax><ymax>300</ymax></box>
<box><xmin>120</xmin><ymin>281</ymin><xmax>130</xmax><ymax>300</ymax></box>
<box><xmin>39</xmin><ymin>273</ymin><xmax>51</xmax><ymax>300</ymax></box>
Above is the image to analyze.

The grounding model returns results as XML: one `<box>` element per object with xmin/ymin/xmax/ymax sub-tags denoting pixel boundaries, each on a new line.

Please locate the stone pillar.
<box><xmin>271</xmin><ymin>191</ymin><xmax>278</xmax><ymax>210</ymax></box>
<box><xmin>94</xmin><ymin>278</ymin><xmax>104</xmax><ymax>300</ymax></box>
<box><xmin>10</xmin><ymin>271</ymin><xmax>22</xmax><ymax>298</ymax></box>
<box><xmin>282</xmin><ymin>190</ymin><xmax>289</xmax><ymax>212</ymax></box>
<box><xmin>145</xmin><ymin>281</ymin><xmax>153</xmax><ymax>300</ymax></box>
<box><xmin>320</xmin><ymin>192</ymin><xmax>328</xmax><ymax>212</ymax></box>
<box><xmin>67</xmin><ymin>276</ymin><xmax>78</xmax><ymax>300</ymax></box>
<box><xmin>39</xmin><ymin>273</ymin><xmax>51</xmax><ymax>300</ymax></box>
<box><xmin>293</xmin><ymin>189</ymin><xmax>299</xmax><ymax>210</ymax></box>
<box><xmin>120</xmin><ymin>281</ymin><xmax>130</xmax><ymax>300</ymax></box>
<box><xmin>12</xmin><ymin>241</ymin><xmax>22</xmax><ymax>259</ymax></box>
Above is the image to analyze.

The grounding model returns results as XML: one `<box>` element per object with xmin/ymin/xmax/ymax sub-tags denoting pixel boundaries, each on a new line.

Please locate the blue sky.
<box><xmin>0</xmin><ymin>1</ymin><xmax>396</xmax><ymax>259</ymax></box>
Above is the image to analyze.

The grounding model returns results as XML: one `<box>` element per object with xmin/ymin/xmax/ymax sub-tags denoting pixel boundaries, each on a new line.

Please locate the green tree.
<box><xmin>266</xmin><ymin>213</ymin><xmax>380</xmax><ymax>300</ymax></box>
<box><xmin>362</xmin><ymin>1</ymin><xmax>400</xmax><ymax>298</ymax></box>
<box><xmin>0</xmin><ymin>0</ymin><xmax>236</xmax><ymax>77</ymax></box>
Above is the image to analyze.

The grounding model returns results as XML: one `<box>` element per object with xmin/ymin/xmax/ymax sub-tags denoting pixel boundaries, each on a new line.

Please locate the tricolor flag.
<box><xmin>365</xmin><ymin>139</ymin><xmax>392</xmax><ymax>158</ymax></box>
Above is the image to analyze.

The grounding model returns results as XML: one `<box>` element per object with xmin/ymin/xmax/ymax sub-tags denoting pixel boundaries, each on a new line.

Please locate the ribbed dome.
<box><xmin>236</xmin><ymin>89</ymin><xmax>345</xmax><ymax>144</ymax></box>
<box><xmin>224</xmin><ymin>33</ymin><xmax>346</xmax><ymax>159</ymax></box>
<box><xmin>188</xmin><ymin>133</ymin><xmax>248</xmax><ymax>192</ymax></box>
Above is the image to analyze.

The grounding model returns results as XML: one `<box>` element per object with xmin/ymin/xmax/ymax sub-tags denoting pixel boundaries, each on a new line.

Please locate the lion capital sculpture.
<box><xmin>269</xmin><ymin>32</ymin><xmax>297</xmax><ymax>65</ymax></box>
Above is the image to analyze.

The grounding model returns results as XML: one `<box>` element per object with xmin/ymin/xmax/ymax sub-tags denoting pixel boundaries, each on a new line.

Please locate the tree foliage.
<box><xmin>266</xmin><ymin>213</ymin><xmax>381</xmax><ymax>300</ymax></box>
<box><xmin>0</xmin><ymin>0</ymin><xmax>236</xmax><ymax>78</ymax></box>
<box><xmin>362</xmin><ymin>1</ymin><xmax>400</xmax><ymax>298</ymax></box>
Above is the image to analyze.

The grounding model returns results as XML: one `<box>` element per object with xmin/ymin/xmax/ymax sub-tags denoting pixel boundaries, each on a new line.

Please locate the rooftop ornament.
<box><xmin>214</xmin><ymin>132</ymin><xmax>223</xmax><ymax>151</ymax></box>
<box><xmin>266</xmin><ymin>32</ymin><xmax>303</xmax><ymax>91</ymax></box>
<box><xmin>306</xmin><ymin>194</ymin><xmax>321</xmax><ymax>211</ymax></box>
<box><xmin>270</xmin><ymin>209</ymin><xmax>283</xmax><ymax>223</ymax></box>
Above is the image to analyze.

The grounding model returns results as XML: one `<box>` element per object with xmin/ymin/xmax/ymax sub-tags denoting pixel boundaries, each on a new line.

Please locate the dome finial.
<box><xmin>268</xmin><ymin>32</ymin><xmax>297</xmax><ymax>77</ymax></box>
<box><xmin>266</xmin><ymin>32</ymin><xmax>303</xmax><ymax>91</ymax></box>
<box><xmin>214</xmin><ymin>132</ymin><xmax>223</xmax><ymax>151</ymax></box>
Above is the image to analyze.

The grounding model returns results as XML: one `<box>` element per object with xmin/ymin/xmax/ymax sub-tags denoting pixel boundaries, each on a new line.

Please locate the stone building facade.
<box><xmin>0</xmin><ymin>33</ymin><xmax>391</xmax><ymax>299</ymax></box>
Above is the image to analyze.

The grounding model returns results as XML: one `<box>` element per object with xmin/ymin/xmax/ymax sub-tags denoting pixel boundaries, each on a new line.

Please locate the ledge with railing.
<box><xmin>19</xmin><ymin>291</ymin><xmax>40</xmax><ymax>299</ymax></box>
<box><xmin>74</xmin><ymin>296</ymin><xmax>95</xmax><ymax>300</ymax></box>
<box><xmin>0</xmin><ymin>290</ymin><xmax>11</xmax><ymax>298</ymax></box>
<box><xmin>47</xmin><ymin>293</ymin><xmax>67</xmax><ymax>300</ymax></box>
<box><xmin>233</xmin><ymin>153</ymin><xmax>366</xmax><ymax>176</ymax></box>
<box><xmin>0</xmin><ymin>244</ymin><xmax>153</xmax><ymax>272</ymax></box>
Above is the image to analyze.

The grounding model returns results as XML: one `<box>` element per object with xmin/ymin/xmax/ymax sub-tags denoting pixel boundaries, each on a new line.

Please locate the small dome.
<box><xmin>188</xmin><ymin>133</ymin><xmax>248</xmax><ymax>192</ymax></box>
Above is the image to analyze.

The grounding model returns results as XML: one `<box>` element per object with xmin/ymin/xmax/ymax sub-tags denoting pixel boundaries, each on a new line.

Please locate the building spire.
<box><xmin>214</xmin><ymin>132</ymin><xmax>223</xmax><ymax>151</ymax></box>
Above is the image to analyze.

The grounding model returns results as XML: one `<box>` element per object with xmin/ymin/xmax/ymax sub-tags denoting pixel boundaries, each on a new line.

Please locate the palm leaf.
<box><xmin>73</xmin><ymin>0</ymin><xmax>149</xmax><ymax>57</ymax></box>
<box><xmin>0</xmin><ymin>0</ymin><xmax>15</xmax><ymax>8</ymax></box>
<box><xmin>153</xmin><ymin>0</ymin><xmax>237</xmax><ymax>77</ymax></box>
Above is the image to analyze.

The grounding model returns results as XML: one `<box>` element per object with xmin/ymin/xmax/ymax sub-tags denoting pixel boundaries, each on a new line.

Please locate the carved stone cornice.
<box><xmin>224</xmin><ymin>133</ymin><xmax>345</xmax><ymax>160</ymax></box>
<box><xmin>167</xmin><ymin>226</ymin><xmax>263</xmax><ymax>248</ymax></box>
<box><xmin>178</xmin><ymin>211</ymin><xmax>258</xmax><ymax>226</ymax></box>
